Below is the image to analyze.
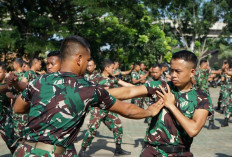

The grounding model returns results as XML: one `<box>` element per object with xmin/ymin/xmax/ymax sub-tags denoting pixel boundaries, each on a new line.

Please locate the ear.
<box><xmin>190</xmin><ymin>69</ymin><xmax>196</xmax><ymax>78</ymax></box>
<box><xmin>76</xmin><ymin>54</ymin><xmax>83</xmax><ymax>66</ymax></box>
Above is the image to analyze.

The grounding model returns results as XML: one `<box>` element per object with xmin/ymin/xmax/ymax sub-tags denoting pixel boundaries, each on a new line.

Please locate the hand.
<box><xmin>156</xmin><ymin>84</ymin><xmax>175</xmax><ymax>109</ymax></box>
<box><xmin>6</xmin><ymin>92</ymin><xmax>15</xmax><ymax>99</ymax></box>
<box><xmin>147</xmin><ymin>99</ymin><xmax>164</xmax><ymax>117</ymax></box>
<box><xmin>6</xmin><ymin>72</ymin><xmax>18</xmax><ymax>87</ymax></box>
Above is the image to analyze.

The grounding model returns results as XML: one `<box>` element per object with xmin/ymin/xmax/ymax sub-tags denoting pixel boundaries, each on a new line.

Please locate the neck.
<box><xmin>177</xmin><ymin>82</ymin><xmax>193</xmax><ymax>92</ymax></box>
<box><xmin>102</xmin><ymin>71</ymin><xmax>109</xmax><ymax>77</ymax></box>
<box><xmin>31</xmin><ymin>66</ymin><xmax>36</xmax><ymax>72</ymax></box>
<box><xmin>15</xmin><ymin>68</ymin><xmax>22</xmax><ymax>73</ymax></box>
<box><xmin>0</xmin><ymin>78</ymin><xmax>5</xmax><ymax>84</ymax></box>
<box><xmin>60</xmin><ymin>60</ymin><xmax>79</xmax><ymax>75</ymax></box>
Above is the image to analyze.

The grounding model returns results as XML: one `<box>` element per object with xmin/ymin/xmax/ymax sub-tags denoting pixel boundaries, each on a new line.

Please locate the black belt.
<box><xmin>147</xmin><ymin>143</ymin><xmax>190</xmax><ymax>153</ymax></box>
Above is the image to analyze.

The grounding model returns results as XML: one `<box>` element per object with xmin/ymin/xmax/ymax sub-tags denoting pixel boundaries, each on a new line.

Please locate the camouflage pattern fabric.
<box><xmin>139</xmin><ymin>70</ymin><xmax>147</xmax><ymax>76</ymax></box>
<box><xmin>141</xmin><ymin>81</ymin><xmax>212</xmax><ymax>156</ymax></box>
<box><xmin>194</xmin><ymin>69</ymin><xmax>215</xmax><ymax>120</ymax></box>
<box><xmin>23</xmin><ymin>70</ymin><xmax>39</xmax><ymax>82</ymax></box>
<box><xmin>223</xmin><ymin>75</ymin><xmax>232</xmax><ymax>119</ymax></box>
<box><xmin>113</xmin><ymin>69</ymin><xmax>122</xmax><ymax>87</ymax></box>
<box><xmin>13</xmin><ymin>71</ymin><xmax>29</xmax><ymax>139</ymax></box>
<box><xmin>81</xmin><ymin>74</ymin><xmax>123</xmax><ymax>148</ymax></box>
<box><xmin>0</xmin><ymin>83</ymin><xmax>18</xmax><ymax>153</ymax></box>
<box><xmin>13</xmin><ymin>143</ymin><xmax>77</xmax><ymax>157</ymax></box>
<box><xmin>82</xmin><ymin>106</ymin><xmax>123</xmax><ymax>148</ymax></box>
<box><xmin>13</xmin><ymin>72</ymin><xmax>116</xmax><ymax>156</ymax></box>
<box><xmin>131</xmin><ymin>70</ymin><xmax>144</xmax><ymax>107</ymax></box>
<box><xmin>84</xmin><ymin>71</ymin><xmax>101</xmax><ymax>81</ymax></box>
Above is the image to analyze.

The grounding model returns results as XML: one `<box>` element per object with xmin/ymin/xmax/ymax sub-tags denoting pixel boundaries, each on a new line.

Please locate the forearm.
<box><xmin>109</xmin><ymin>101</ymin><xmax>152</xmax><ymax>119</ymax></box>
<box><xmin>107</xmin><ymin>85</ymin><xmax>148</xmax><ymax>100</ymax></box>
<box><xmin>132</xmin><ymin>78</ymin><xmax>143</xmax><ymax>84</ymax></box>
<box><xmin>121</xmin><ymin>69</ymin><xmax>132</xmax><ymax>75</ymax></box>
<box><xmin>168</xmin><ymin>105</ymin><xmax>207</xmax><ymax>137</ymax></box>
<box><xmin>14</xmin><ymin>81</ymin><xmax>28</xmax><ymax>92</ymax></box>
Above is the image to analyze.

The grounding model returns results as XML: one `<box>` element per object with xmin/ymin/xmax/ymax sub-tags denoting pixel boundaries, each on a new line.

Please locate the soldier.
<box><xmin>84</xmin><ymin>58</ymin><xmax>100</xmax><ymax>81</ymax></box>
<box><xmin>131</xmin><ymin>63</ymin><xmax>146</xmax><ymax>108</ymax></box>
<box><xmin>141</xmin><ymin>50</ymin><xmax>213</xmax><ymax>156</ymax></box>
<box><xmin>22</xmin><ymin>61</ymin><xmax>30</xmax><ymax>72</ymax></box>
<box><xmin>13</xmin><ymin>58</ymin><xmax>24</xmax><ymax>81</ymax></box>
<box><xmin>21</xmin><ymin>57</ymin><xmax>42</xmax><ymax>83</ymax></box>
<box><xmin>12</xmin><ymin>35</ymin><xmax>164</xmax><ymax>156</ymax></box>
<box><xmin>46</xmin><ymin>51</ymin><xmax>62</xmax><ymax>73</ymax></box>
<box><xmin>221</xmin><ymin>63</ymin><xmax>232</xmax><ymax>127</ymax></box>
<box><xmin>139</xmin><ymin>62</ymin><xmax>149</xmax><ymax>78</ymax></box>
<box><xmin>79</xmin><ymin>59</ymin><xmax>133</xmax><ymax>156</ymax></box>
<box><xmin>193</xmin><ymin>59</ymin><xmax>220</xmax><ymax>130</ymax></box>
<box><xmin>113</xmin><ymin>61</ymin><xmax>132</xmax><ymax>79</ymax></box>
<box><xmin>0</xmin><ymin>62</ymin><xmax>18</xmax><ymax>154</ymax></box>
<box><xmin>161</xmin><ymin>63</ymin><xmax>171</xmax><ymax>82</ymax></box>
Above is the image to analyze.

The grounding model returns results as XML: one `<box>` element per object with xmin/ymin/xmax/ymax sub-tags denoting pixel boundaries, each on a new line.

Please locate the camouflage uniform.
<box><xmin>141</xmin><ymin>81</ymin><xmax>212</xmax><ymax>157</ymax></box>
<box><xmin>0</xmin><ymin>83</ymin><xmax>18</xmax><ymax>153</ymax></box>
<box><xmin>84</xmin><ymin>71</ymin><xmax>101</xmax><ymax>81</ymax></box>
<box><xmin>131</xmin><ymin>70</ymin><xmax>144</xmax><ymax>108</ymax></box>
<box><xmin>223</xmin><ymin>75</ymin><xmax>232</xmax><ymax>119</ymax></box>
<box><xmin>13</xmin><ymin>71</ymin><xmax>28</xmax><ymax>139</ymax></box>
<box><xmin>13</xmin><ymin>72</ymin><xmax>116</xmax><ymax>156</ymax></box>
<box><xmin>23</xmin><ymin>70</ymin><xmax>39</xmax><ymax>82</ymax></box>
<box><xmin>194</xmin><ymin>69</ymin><xmax>215</xmax><ymax>121</ymax></box>
<box><xmin>81</xmin><ymin>74</ymin><xmax>123</xmax><ymax>149</ymax></box>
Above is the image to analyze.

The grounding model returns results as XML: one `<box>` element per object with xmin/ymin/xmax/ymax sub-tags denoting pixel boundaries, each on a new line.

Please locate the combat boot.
<box><xmin>114</xmin><ymin>144</ymin><xmax>131</xmax><ymax>156</ymax></box>
<box><xmin>78</xmin><ymin>146</ymin><xmax>87</xmax><ymax>157</ymax></box>
<box><xmin>207</xmin><ymin>120</ymin><xmax>220</xmax><ymax>130</ymax></box>
<box><xmin>221</xmin><ymin>118</ymin><xmax>229</xmax><ymax>127</ymax></box>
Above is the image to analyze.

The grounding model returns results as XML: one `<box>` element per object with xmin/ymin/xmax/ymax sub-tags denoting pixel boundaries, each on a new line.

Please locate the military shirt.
<box><xmin>84</xmin><ymin>71</ymin><xmax>101</xmax><ymax>81</ymax></box>
<box><xmin>92</xmin><ymin>74</ymin><xmax>119</xmax><ymax>89</ymax></box>
<box><xmin>23</xmin><ymin>70</ymin><xmax>39</xmax><ymax>82</ymax></box>
<box><xmin>139</xmin><ymin>70</ymin><xmax>147</xmax><ymax>76</ymax></box>
<box><xmin>21</xmin><ymin>72</ymin><xmax>116</xmax><ymax>147</ymax></box>
<box><xmin>144</xmin><ymin>81</ymin><xmax>212</xmax><ymax>148</ymax></box>
<box><xmin>0</xmin><ymin>83</ymin><xmax>11</xmax><ymax>114</ymax></box>
<box><xmin>15</xmin><ymin>71</ymin><xmax>24</xmax><ymax>82</ymax></box>
<box><xmin>194</xmin><ymin>69</ymin><xmax>210</xmax><ymax>93</ymax></box>
<box><xmin>131</xmin><ymin>70</ymin><xmax>141</xmax><ymax>86</ymax></box>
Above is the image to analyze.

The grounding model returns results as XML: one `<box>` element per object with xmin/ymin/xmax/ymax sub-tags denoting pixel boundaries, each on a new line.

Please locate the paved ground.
<box><xmin>0</xmin><ymin>87</ymin><xmax>231</xmax><ymax>157</ymax></box>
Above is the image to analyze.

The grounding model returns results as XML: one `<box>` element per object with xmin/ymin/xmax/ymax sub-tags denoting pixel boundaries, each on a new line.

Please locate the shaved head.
<box><xmin>60</xmin><ymin>36</ymin><xmax>90</xmax><ymax>60</ymax></box>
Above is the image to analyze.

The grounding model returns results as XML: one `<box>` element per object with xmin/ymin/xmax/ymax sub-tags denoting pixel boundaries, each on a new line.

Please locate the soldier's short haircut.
<box><xmin>30</xmin><ymin>57</ymin><xmax>42</xmax><ymax>67</ymax></box>
<box><xmin>101</xmin><ymin>59</ymin><xmax>114</xmax><ymax>71</ymax></box>
<box><xmin>89</xmin><ymin>58</ymin><xmax>96</xmax><ymax>65</ymax></box>
<box><xmin>152</xmin><ymin>64</ymin><xmax>162</xmax><ymax>69</ymax></box>
<box><xmin>14</xmin><ymin>58</ymin><xmax>24</xmax><ymax>67</ymax></box>
<box><xmin>140</xmin><ymin>62</ymin><xmax>146</xmax><ymax>66</ymax></box>
<box><xmin>47</xmin><ymin>51</ymin><xmax>61</xmax><ymax>58</ymax></box>
<box><xmin>161</xmin><ymin>63</ymin><xmax>168</xmax><ymax>67</ymax></box>
<box><xmin>60</xmin><ymin>35</ymin><xmax>90</xmax><ymax>60</ymax></box>
<box><xmin>199</xmin><ymin>59</ymin><xmax>207</xmax><ymax>66</ymax></box>
<box><xmin>133</xmin><ymin>63</ymin><xmax>140</xmax><ymax>70</ymax></box>
<box><xmin>0</xmin><ymin>62</ymin><xmax>6</xmax><ymax>71</ymax></box>
<box><xmin>171</xmin><ymin>50</ymin><xmax>198</xmax><ymax>69</ymax></box>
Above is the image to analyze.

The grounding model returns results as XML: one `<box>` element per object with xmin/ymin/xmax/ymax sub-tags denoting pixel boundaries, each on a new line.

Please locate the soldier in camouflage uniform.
<box><xmin>22</xmin><ymin>61</ymin><xmax>30</xmax><ymax>73</ymax></box>
<box><xmin>12</xmin><ymin>58</ymin><xmax>29</xmax><ymax>139</ymax></box>
<box><xmin>0</xmin><ymin>62</ymin><xmax>18</xmax><ymax>154</ymax></box>
<box><xmin>141</xmin><ymin>50</ymin><xmax>213</xmax><ymax>157</ymax></box>
<box><xmin>113</xmin><ymin>61</ymin><xmax>132</xmax><ymax>80</ymax></box>
<box><xmin>79</xmin><ymin>59</ymin><xmax>133</xmax><ymax>156</ymax></box>
<box><xmin>131</xmin><ymin>63</ymin><xmax>146</xmax><ymax>108</ymax></box>
<box><xmin>21</xmin><ymin>57</ymin><xmax>42</xmax><ymax>83</ymax></box>
<box><xmin>13</xmin><ymin>35</ymin><xmax>163</xmax><ymax>157</ymax></box>
<box><xmin>84</xmin><ymin>58</ymin><xmax>100</xmax><ymax>81</ymax></box>
<box><xmin>46</xmin><ymin>51</ymin><xmax>62</xmax><ymax>73</ymax></box>
<box><xmin>221</xmin><ymin>64</ymin><xmax>232</xmax><ymax>127</ymax></box>
<box><xmin>216</xmin><ymin>61</ymin><xmax>229</xmax><ymax>111</ymax></box>
<box><xmin>193</xmin><ymin>59</ymin><xmax>221</xmax><ymax>130</ymax></box>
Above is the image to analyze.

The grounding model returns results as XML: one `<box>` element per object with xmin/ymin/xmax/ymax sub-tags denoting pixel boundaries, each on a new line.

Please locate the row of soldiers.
<box><xmin>0</xmin><ymin>35</ymin><xmax>231</xmax><ymax>156</ymax></box>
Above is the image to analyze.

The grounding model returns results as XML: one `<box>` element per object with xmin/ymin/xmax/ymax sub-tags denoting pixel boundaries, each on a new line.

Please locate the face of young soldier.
<box><xmin>114</xmin><ymin>62</ymin><xmax>119</xmax><ymax>69</ymax></box>
<box><xmin>23</xmin><ymin>63</ymin><xmax>30</xmax><ymax>72</ymax></box>
<box><xmin>200</xmin><ymin>62</ymin><xmax>209</xmax><ymax>70</ymax></box>
<box><xmin>13</xmin><ymin>62</ymin><xmax>18</xmax><ymax>71</ymax></box>
<box><xmin>151</xmin><ymin>67</ymin><xmax>162</xmax><ymax>80</ymax></box>
<box><xmin>170</xmin><ymin>59</ymin><xmax>195</xmax><ymax>89</ymax></box>
<box><xmin>106</xmin><ymin>64</ymin><xmax>115</xmax><ymax>76</ymax></box>
<box><xmin>135</xmin><ymin>65</ymin><xmax>140</xmax><ymax>72</ymax></box>
<box><xmin>140</xmin><ymin>63</ymin><xmax>146</xmax><ymax>71</ymax></box>
<box><xmin>46</xmin><ymin>56</ymin><xmax>61</xmax><ymax>73</ymax></box>
<box><xmin>35</xmin><ymin>60</ymin><xmax>42</xmax><ymax>71</ymax></box>
<box><xmin>0</xmin><ymin>67</ymin><xmax>6</xmax><ymax>83</ymax></box>
<box><xmin>87</xmin><ymin>60</ymin><xmax>96</xmax><ymax>74</ymax></box>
